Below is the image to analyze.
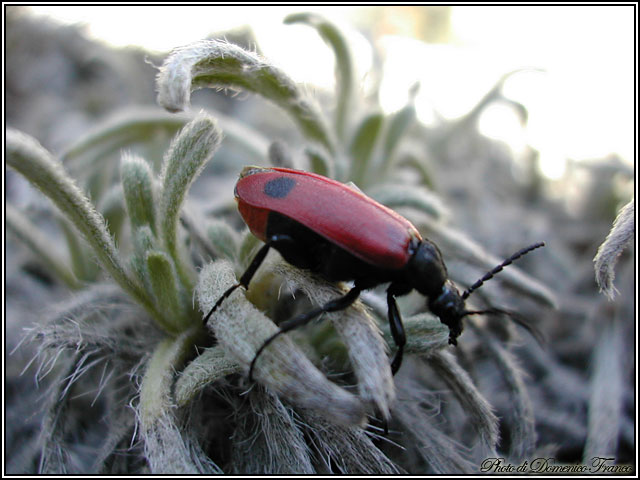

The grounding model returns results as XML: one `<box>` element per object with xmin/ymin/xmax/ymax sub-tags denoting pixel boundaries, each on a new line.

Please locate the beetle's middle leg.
<box><xmin>387</xmin><ymin>283</ymin><xmax>412</xmax><ymax>375</ymax></box>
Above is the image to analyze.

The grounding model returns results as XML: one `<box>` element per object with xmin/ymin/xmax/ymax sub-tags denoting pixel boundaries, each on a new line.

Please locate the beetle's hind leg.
<box><xmin>248</xmin><ymin>285</ymin><xmax>363</xmax><ymax>381</ymax></box>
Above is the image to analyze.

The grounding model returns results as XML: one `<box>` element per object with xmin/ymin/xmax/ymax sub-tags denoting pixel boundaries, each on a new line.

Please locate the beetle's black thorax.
<box><xmin>407</xmin><ymin>240</ymin><xmax>449</xmax><ymax>297</ymax></box>
<box><xmin>406</xmin><ymin>241</ymin><xmax>466</xmax><ymax>344</ymax></box>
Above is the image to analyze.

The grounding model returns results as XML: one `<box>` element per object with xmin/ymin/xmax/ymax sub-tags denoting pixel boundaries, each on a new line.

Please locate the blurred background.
<box><xmin>5</xmin><ymin>4</ymin><xmax>636</xmax><ymax>474</ymax></box>
<box><xmin>9</xmin><ymin>5</ymin><xmax>635</xmax><ymax>177</ymax></box>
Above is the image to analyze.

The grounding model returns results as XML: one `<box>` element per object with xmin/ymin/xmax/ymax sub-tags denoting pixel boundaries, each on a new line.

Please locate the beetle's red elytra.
<box><xmin>236</xmin><ymin>166</ymin><xmax>420</xmax><ymax>270</ymax></box>
<box><xmin>204</xmin><ymin>166</ymin><xmax>545</xmax><ymax>381</ymax></box>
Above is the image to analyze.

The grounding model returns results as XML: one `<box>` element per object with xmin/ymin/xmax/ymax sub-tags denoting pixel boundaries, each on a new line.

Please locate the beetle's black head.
<box><xmin>428</xmin><ymin>280</ymin><xmax>466</xmax><ymax>345</ymax></box>
<box><xmin>412</xmin><ymin>240</ymin><xmax>546</xmax><ymax>345</ymax></box>
<box><xmin>408</xmin><ymin>240</ymin><xmax>465</xmax><ymax>344</ymax></box>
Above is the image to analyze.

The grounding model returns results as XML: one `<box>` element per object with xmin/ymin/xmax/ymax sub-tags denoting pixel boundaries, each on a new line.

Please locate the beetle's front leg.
<box><xmin>202</xmin><ymin>234</ymin><xmax>297</xmax><ymax>324</ymax></box>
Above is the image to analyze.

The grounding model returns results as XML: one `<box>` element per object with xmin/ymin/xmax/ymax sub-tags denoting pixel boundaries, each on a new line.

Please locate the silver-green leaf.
<box><xmin>121</xmin><ymin>153</ymin><xmax>157</xmax><ymax>234</ymax></box>
<box><xmin>7</xmin><ymin>128</ymin><xmax>159</xmax><ymax>320</ymax></box>
<box><xmin>156</xmin><ymin>39</ymin><xmax>335</xmax><ymax>154</ymax></box>
<box><xmin>158</xmin><ymin>113</ymin><xmax>222</xmax><ymax>289</ymax></box>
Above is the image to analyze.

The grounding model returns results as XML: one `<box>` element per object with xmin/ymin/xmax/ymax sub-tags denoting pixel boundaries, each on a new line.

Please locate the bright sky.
<box><xmin>23</xmin><ymin>5</ymin><xmax>636</xmax><ymax>179</ymax></box>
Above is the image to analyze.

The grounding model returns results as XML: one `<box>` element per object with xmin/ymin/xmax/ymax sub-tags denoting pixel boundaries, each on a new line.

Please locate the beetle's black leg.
<box><xmin>203</xmin><ymin>232</ymin><xmax>302</xmax><ymax>325</ymax></box>
<box><xmin>386</xmin><ymin>290</ymin><xmax>407</xmax><ymax>376</ymax></box>
<box><xmin>248</xmin><ymin>285</ymin><xmax>363</xmax><ymax>381</ymax></box>
<box><xmin>202</xmin><ymin>242</ymin><xmax>271</xmax><ymax>324</ymax></box>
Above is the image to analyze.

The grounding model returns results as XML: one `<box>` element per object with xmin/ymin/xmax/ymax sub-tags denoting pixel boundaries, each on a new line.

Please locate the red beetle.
<box><xmin>204</xmin><ymin>166</ymin><xmax>544</xmax><ymax>380</ymax></box>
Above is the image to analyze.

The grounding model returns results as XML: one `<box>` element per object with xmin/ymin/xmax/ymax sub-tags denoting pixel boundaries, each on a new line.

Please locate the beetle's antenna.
<box><xmin>462</xmin><ymin>242</ymin><xmax>545</xmax><ymax>300</ymax></box>
<box><xmin>462</xmin><ymin>307</ymin><xmax>546</xmax><ymax>346</ymax></box>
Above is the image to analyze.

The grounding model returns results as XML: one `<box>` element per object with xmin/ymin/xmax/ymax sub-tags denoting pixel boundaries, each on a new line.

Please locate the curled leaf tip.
<box><xmin>156</xmin><ymin>39</ymin><xmax>334</xmax><ymax>153</ymax></box>
<box><xmin>594</xmin><ymin>198</ymin><xmax>634</xmax><ymax>300</ymax></box>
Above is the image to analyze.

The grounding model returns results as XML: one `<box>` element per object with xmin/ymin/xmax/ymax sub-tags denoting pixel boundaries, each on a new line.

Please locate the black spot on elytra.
<box><xmin>264</xmin><ymin>176</ymin><xmax>295</xmax><ymax>199</ymax></box>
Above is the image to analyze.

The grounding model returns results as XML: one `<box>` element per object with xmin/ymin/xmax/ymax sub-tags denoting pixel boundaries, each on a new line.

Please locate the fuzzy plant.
<box><xmin>7</xmin><ymin>13</ymin><xmax>559</xmax><ymax>474</ymax></box>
